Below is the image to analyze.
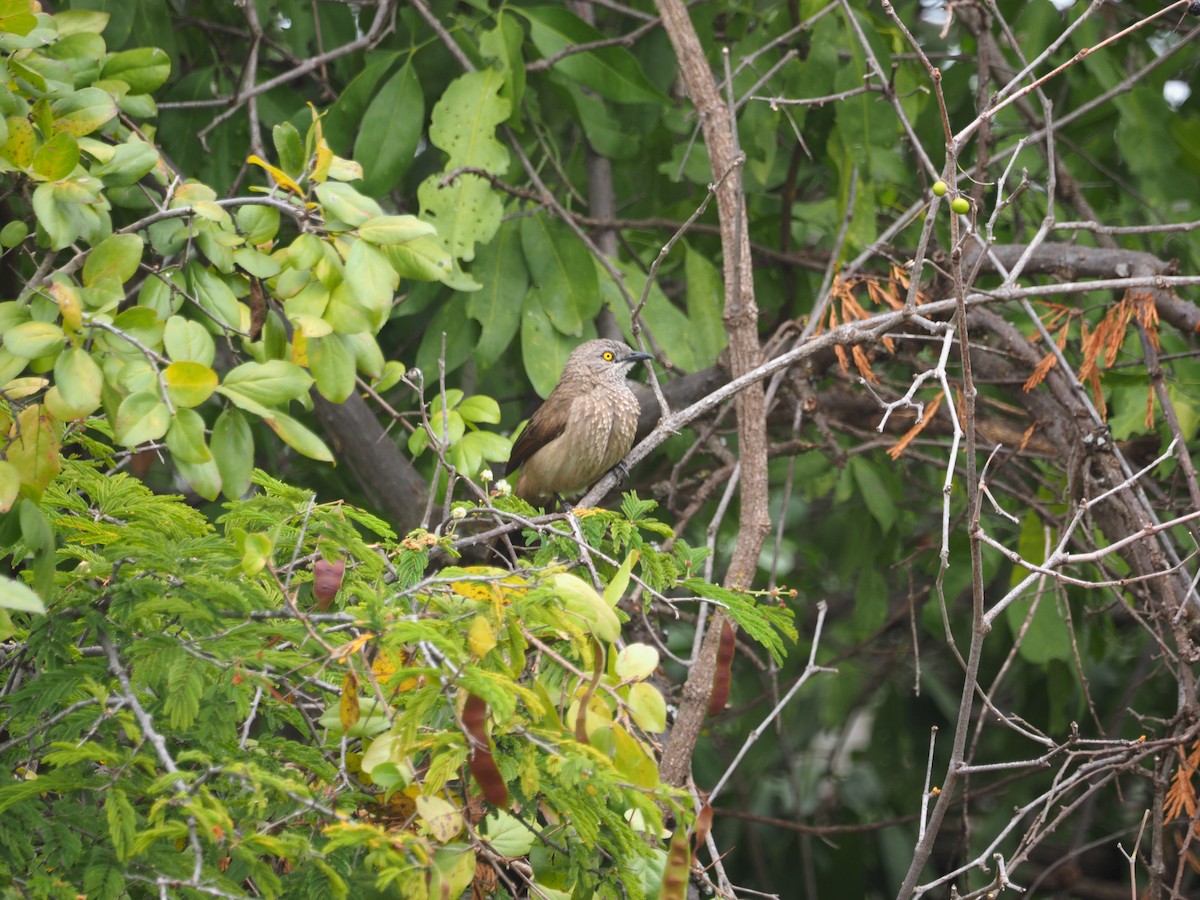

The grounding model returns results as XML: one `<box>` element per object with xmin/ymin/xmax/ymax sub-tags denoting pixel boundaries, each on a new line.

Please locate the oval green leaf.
<box><xmin>114</xmin><ymin>391</ymin><xmax>170</xmax><ymax>446</ymax></box>
<box><xmin>53</xmin><ymin>346</ymin><xmax>103</xmax><ymax>415</ymax></box>
<box><xmin>165</xmin><ymin>407</ymin><xmax>211</xmax><ymax>464</ymax></box>
<box><xmin>4</xmin><ymin>321</ymin><xmax>64</xmax><ymax>359</ymax></box>
<box><xmin>212</xmin><ymin>407</ymin><xmax>254</xmax><ymax>499</ymax></box>
<box><xmin>83</xmin><ymin>232</ymin><xmax>143</xmax><ymax>287</ymax></box>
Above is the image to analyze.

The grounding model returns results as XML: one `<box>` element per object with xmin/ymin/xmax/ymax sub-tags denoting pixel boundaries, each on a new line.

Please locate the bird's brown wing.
<box><xmin>505</xmin><ymin>393</ymin><xmax>571</xmax><ymax>476</ymax></box>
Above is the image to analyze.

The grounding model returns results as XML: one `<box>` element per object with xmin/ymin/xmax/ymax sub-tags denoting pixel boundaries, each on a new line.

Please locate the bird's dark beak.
<box><xmin>621</xmin><ymin>351</ymin><xmax>654</xmax><ymax>364</ymax></box>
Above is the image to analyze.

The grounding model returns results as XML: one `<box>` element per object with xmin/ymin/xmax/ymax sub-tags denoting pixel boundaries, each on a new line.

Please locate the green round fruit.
<box><xmin>950</xmin><ymin>197</ymin><xmax>970</xmax><ymax>214</ymax></box>
<box><xmin>932</xmin><ymin>180</ymin><xmax>948</xmax><ymax>197</ymax></box>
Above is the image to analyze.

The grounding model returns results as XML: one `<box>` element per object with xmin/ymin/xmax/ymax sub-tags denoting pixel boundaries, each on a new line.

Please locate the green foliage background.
<box><xmin>2</xmin><ymin>0</ymin><xmax>1200</xmax><ymax>897</ymax></box>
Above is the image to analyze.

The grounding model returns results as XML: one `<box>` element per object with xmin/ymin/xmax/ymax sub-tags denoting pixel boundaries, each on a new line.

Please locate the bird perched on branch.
<box><xmin>505</xmin><ymin>339</ymin><xmax>653</xmax><ymax>506</ymax></box>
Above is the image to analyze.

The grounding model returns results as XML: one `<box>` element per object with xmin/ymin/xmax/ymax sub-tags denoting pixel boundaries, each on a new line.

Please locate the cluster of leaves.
<box><xmin>0</xmin><ymin>459</ymin><xmax>794</xmax><ymax>897</ymax></box>
<box><xmin>0</xmin><ymin>0</ymin><xmax>505</xmax><ymax>520</ymax></box>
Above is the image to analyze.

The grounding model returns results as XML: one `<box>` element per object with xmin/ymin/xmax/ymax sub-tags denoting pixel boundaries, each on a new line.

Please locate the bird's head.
<box><xmin>566</xmin><ymin>339</ymin><xmax>653</xmax><ymax>384</ymax></box>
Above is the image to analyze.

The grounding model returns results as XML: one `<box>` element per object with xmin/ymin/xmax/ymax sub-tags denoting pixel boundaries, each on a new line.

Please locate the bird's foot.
<box><xmin>611</xmin><ymin>461</ymin><xmax>630</xmax><ymax>486</ymax></box>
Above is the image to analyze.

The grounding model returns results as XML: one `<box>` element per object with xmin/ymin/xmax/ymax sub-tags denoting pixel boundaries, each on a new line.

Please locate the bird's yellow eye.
<box><xmin>602</xmin><ymin>351</ymin><xmax>615</xmax><ymax>361</ymax></box>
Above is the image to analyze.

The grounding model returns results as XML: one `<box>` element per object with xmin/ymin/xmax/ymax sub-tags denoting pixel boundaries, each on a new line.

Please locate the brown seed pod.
<box><xmin>692</xmin><ymin>802</ymin><xmax>713</xmax><ymax>855</ymax></box>
<box><xmin>707</xmin><ymin>619</ymin><xmax>736</xmax><ymax>718</ymax></box>
<box><xmin>661</xmin><ymin>818</ymin><xmax>692</xmax><ymax>900</ymax></box>
<box><xmin>312</xmin><ymin>558</ymin><xmax>345</xmax><ymax>610</ymax></box>
<box><xmin>463</xmin><ymin>693</ymin><xmax>509</xmax><ymax>808</ymax></box>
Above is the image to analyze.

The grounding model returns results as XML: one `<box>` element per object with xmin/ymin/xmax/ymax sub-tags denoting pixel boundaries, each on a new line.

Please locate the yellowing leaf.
<box><xmin>467</xmin><ymin>615</ymin><xmax>497</xmax><ymax>658</ymax></box>
<box><xmin>164</xmin><ymin>361</ymin><xmax>218</xmax><ymax>408</ymax></box>
<box><xmin>339</xmin><ymin>671</ymin><xmax>361</xmax><ymax>732</ymax></box>
<box><xmin>49</xmin><ymin>281</ymin><xmax>82</xmax><ymax>332</ymax></box>
<box><xmin>551</xmin><ymin>572</ymin><xmax>621</xmax><ymax>643</ymax></box>
<box><xmin>615</xmin><ymin>643</ymin><xmax>659</xmax><ymax>681</ymax></box>
<box><xmin>416</xmin><ymin>794</ymin><xmax>463</xmax><ymax>843</ymax></box>
<box><xmin>628</xmin><ymin>682</ymin><xmax>667</xmax><ymax>733</ymax></box>
<box><xmin>247</xmin><ymin>154</ymin><xmax>303</xmax><ymax>196</ymax></box>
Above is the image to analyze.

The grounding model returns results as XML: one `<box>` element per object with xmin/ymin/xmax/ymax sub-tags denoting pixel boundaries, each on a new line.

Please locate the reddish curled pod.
<box><xmin>312</xmin><ymin>558</ymin><xmax>345</xmax><ymax>610</ymax></box>
<box><xmin>463</xmin><ymin>693</ymin><xmax>509</xmax><ymax>808</ymax></box>
<box><xmin>707</xmin><ymin>620</ymin><xmax>736</xmax><ymax>718</ymax></box>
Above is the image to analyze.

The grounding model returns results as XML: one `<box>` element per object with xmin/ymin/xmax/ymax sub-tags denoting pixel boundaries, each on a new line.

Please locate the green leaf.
<box><xmin>550</xmin><ymin>572</ymin><xmax>621</xmax><ymax>642</ymax></box>
<box><xmin>90</xmin><ymin>140</ymin><xmax>159</xmax><ymax>187</ymax></box>
<box><xmin>186</xmin><ymin>262</ymin><xmax>242</xmax><ymax>331</ymax></box>
<box><xmin>236</xmin><ymin>204</ymin><xmax>280</xmax><ymax>244</ymax></box>
<box><xmin>101</xmin><ymin>47</ymin><xmax>171</xmax><ymax>94</ymax></box>
<box><xmin>111</xmin><ymin>306</ymin><xmax>164</xmax><ymax>354</ymax></box>
<box><xmin>561</xmin><ymin>81</ymin><xmax>641</xmax><ymax>160</ymax></box>
<box><xmin>1004</xmin><ymin>590</ymin><xmax>1072</xmax><ymax>665</ymax></box>
<box><xmin>357</xmin><ymin>214</ymin><xmax>436</xmax><ymax>245</ymax></box>
<box><xmin>0</xmin><ymin>573</ymin><xmax>44</xmax><ymax>614</ymax></box>
<box><xmin>287</xmin><ymin>232</ymin><xmax>324</xmax><ymax>270</ymax></box>
<box><xmin>466</xmin><ymin>219</ymin><xmax>526</xmax><ymax>369</ymax></box>
<box><xmin>32</xmin><ymin>131</ymin><xmax>79</xmax><ymax>180</ymax></box>
<box><xmin>165</xmin><ymin>407</ymin><xmax>211</xmax><ymax>464</ymax></box>
<box><xmin>53</xmin><ymin>347</ymin><xmax>103</xmax><ymax>415</ymax></box>
<box><xmin>417</xmin><ymin>69</ymin><xmax>511</xmax><ymax>261</ymax></box>
<box><xmin>340</xmin><ymin>239</ymin><xmax>397</xmax><ymax>332</ymax></box>
<box><xmin>105</xmin><ymin>789</ymin><xmax>136</xmax><ymax>862</ymax></box>
<box><xmin>0</xmin><ymin>0</ymin><xmax>36</xmax><ymax>36</ymax></box>
<box><xmin>848</xmin><ymin>456</ymin><xmax>896</xmax><ymax>534</ymax></box>
<box><xmin>345</xmin><ymin>332</ymin><xmax>384</xmax><ymax>378</ymax></box>
<box><xmin>415</xmin><ymin>295</ymin><xmax>479</xmax><ymax>378</ymax></box>
<box><xmin>627</xmin><ymin>682</ymin><xmax>666</xmax><ymax>733</ymax></box>
<box><xmin>308</xmin><ymin>334</ymin><xmax>356</xmax><ymax>403</ymax></box>
<box><xmin>175</xmin><ymin>455</ymin><xmax>221</xmax><ymax>502</ymax></box>
<box><xmin>616</xmin><ymin>643</ymin><xmax>658</xmax><ymax>681</ymax></box>
<box><xmin>50</xmin><ymin>87</ymin><xmax>118</xmax><ymax>136</ymax></box>
<box><xmin>240</xmin><ymin>531</ymin><xmax>273</xmax><ymax>576</ymax></box>
<box><xmin>682</xmin><ymin>578</ymin><xmax>796</xmax><ymax>664</ymax></box>
<box><xmin>479</xmin><ymin>12</ymin><xmax>526</xmax><ymax>120</ymax></box>
<box><xmin>382</xmin><ymin>235</ymin><xmax>454</xmax><ymax>283</ymax></box>
<box><xmin>603</xmin><ymin>549</ymin><xmax>638</xmax><ymax>607</ymax></box>
<box><xmin>608</xmin><ymin>723</ymin><xmax>658</xmax><ymax>788</ymax></box>
<box><xmin>524</xmin><ymin>7</ymin><xmax>666</xmax><ymax>104</ymax></box>
<box><xmin>272</xmin><ymin>121</ymin><xmax>305</xmax><ymax>179</ymax></box>
<box><xmin>483</xmin><ymin>810</ymin><xmax>534</xmax><ymax>857</ymax></box>
<box><xmin>321</xmin><ymin>51</ymin><xmax>402</xmax><ymax>152</ymax></box>
<box><xmin>4</xmin><ymin>321</ymin><xmax>64</xmax><ymax>359</ymax></box>
<box><xmin>0</xmin><ymin>219</ymin><xmax>28</xmax><ymax>248</ymax></box>
<box><xmin>520</xmin><ymin>294</ymin><xmax>584</xmax><ymax>398</ymax></box>
<box><xmin>232</xmin><ymin>247</ymin><xmax>281</xmax><ymax>278</ymax></box>
<box><xmin>218</xmin><ymin>359</ymin><xmax>313</xmax><ymax>408</ymax></box>
<box><xmin>684</xmin><ymin>244</ymin><xmax>727</xmax><ymax>365</ymax></box>
<box><xmin>54</xmin><ymin>9</ymin><xmax>110</xmax><ymax>35</ymax></box>
<box><xmin>83</xmin><ymin>233</ymin><xmax>143</xmax><ymax>287</ymax></box>
<box><xmin>163</xmin><ymin>315</ymin><xmax>216</xmax><ymax>365</ymax></box>
<box><xmin>355</xmin><ymin>61</ymin><xmax>424</xmax><ymax>197</ymax></box>
<box><xmin>114</xmin><ymin>391</ymin><xmax>170</xmax><ymax>446</ymax></box>
<box><xmin>31</xmin><ymin>181</ymin><xmax>80</xmax><ymax>250</ymax></box>
<box><xmin>520</xmin><ymin>216</ymin><xmax>600</xmax><ymax>338</ymax></box>
<box><xmin>603</xmin><ymin>262</ymin><xmax>698</xmax><ymax>372</ymax></box>
<box><xmin>315</xmin><ymin>181</ymin><xmax>382</xmax><ymax>228</ymax></box>
<box><xmin>212</xmin><ymin>407</ymin><xmax>253</xmax><ymax>499</ymax></box>
<box><xmin>263</xmin><ymin>411</ymin><xmax>333</xmax><ymax>462</ymax></box>
<box><xmin>457</xmin><ymin>395</ymin><xmax>500</xmax><ymax>425</ymax></box>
